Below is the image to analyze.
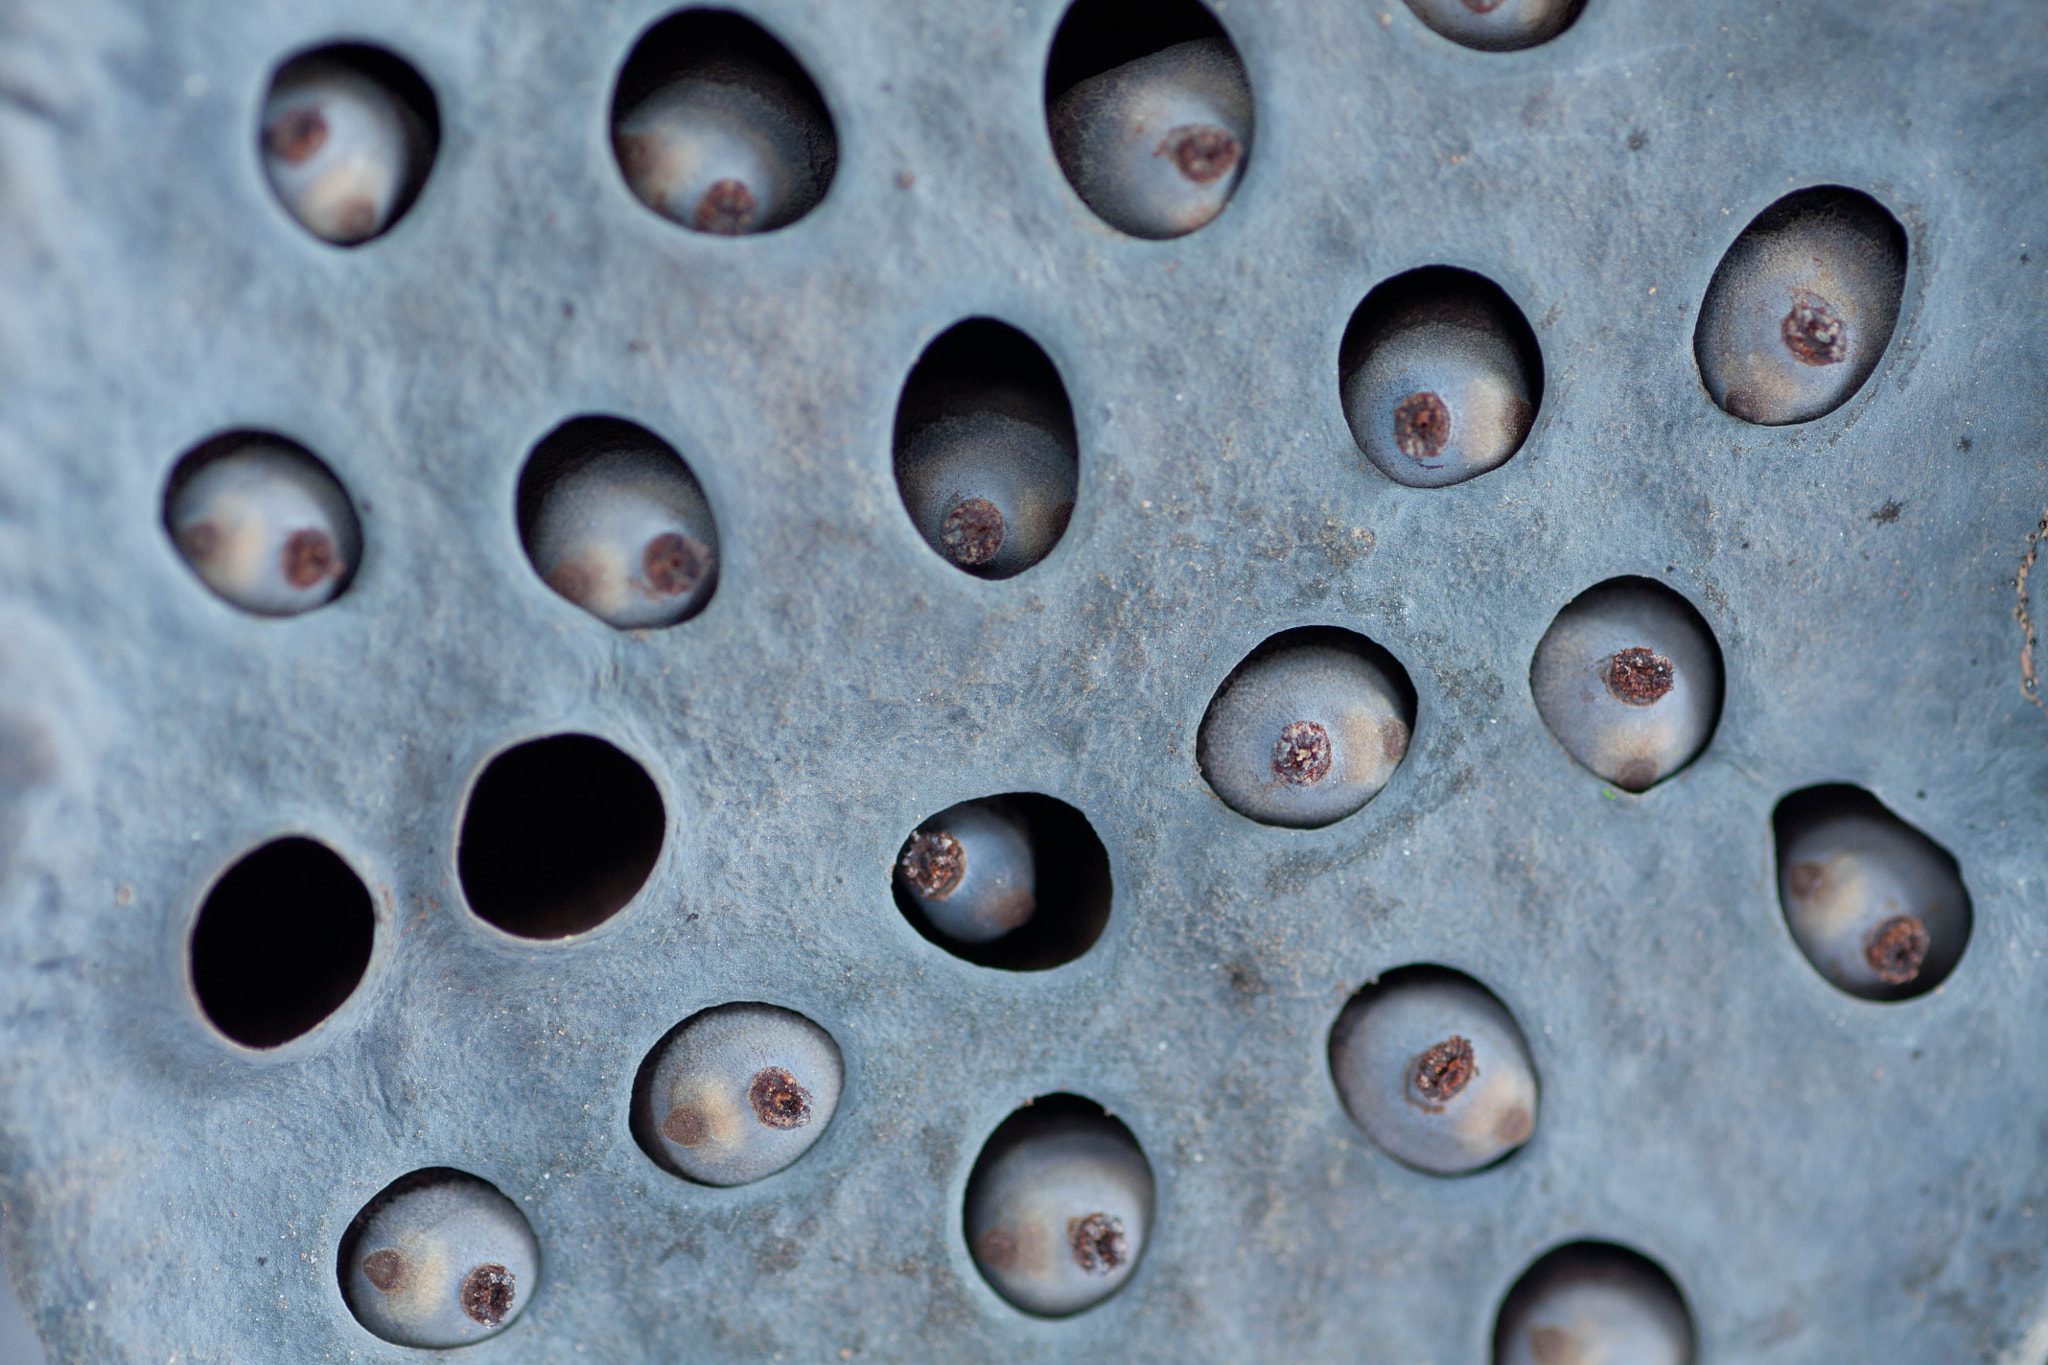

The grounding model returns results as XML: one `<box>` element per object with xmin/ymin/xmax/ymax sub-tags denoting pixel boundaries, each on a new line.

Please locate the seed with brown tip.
<box><xmin>459</xmin><ymin>1264</ymin><xmax>515</xmax><ymax>1327</ymax></box>
<box><xmin>1272</xmin><ymin>720</ymin><xmax>1333</xmax><ymax>786</ymax></box>
<box><xmin>361</xmin><ymin>1248</ymin><xmax>410</xmax><ymax>1294</ymax></box>
<box><xmin>640</xmin><ymin>531</ymin><xmax>709</xmax><ymax>597</ymax></box>
<box><xmin>1604</xmin><ymin>646</ymin><xmax>1675</xmax><ymax>706</ymax></box>
<box><xmin>341</xmin><ymin>1169</ymin><xmax>538</xmax><ymax>1348</ymax></box>
<box><xmin>164</xmin><ymin>436</ymin><xmax>362</xmax><ymax>616</ymax></box>
<box><xmin>1864</xmin><ymin>914</ymin><xmax>1931</xmax><ymax>985</ymax></box>
<box><xmin>900</xmin><ymin>830</ymin><xmax>966</xmax><ymax>899</ymax></box>
<box><xmin>940</xmin><ymin>497</ymin><xmax>1007</xmax><ymax>567</ymax></box>
<box><xmin>1411</xmin><ymin>1035</ymin><xmax>1477</xmax><ymax>1107</ymax></box>
<box><xmin>1781</xmin><ymin>290</ymin><xmax>1847</xmax><ymax>366</ymax></box>
<box><xmin>1393</xmin><ymin>391</ymin><xmax>1452</xmax><ymax>461</ymax></box>
<box><xmin>261</xmin><ymin>54</ymin><xmax>428</xmax><ymax>245</ymax></box>
<box><xmin>1161</xmin><ymin>124</ymin><xmax>1239</xmax><ymax>184</ymax></box>
<box><xmin>893</xmin><ymin>799</ymin><xmax>1037</xmax><ymax>945</ymax></box>
<box><xmin>692</xmin><ymin>177</ymin><xmax>759</xmax><ymax>234</ymax></box>
<box><xmin>749</xmin><ymin>1066</ymin><xmax>813</xmax><ymax>1129</ymax></box>
<box><xmin>1068</xmin><ymin>1212</ymin><xmax>1127</xmax><ymax>1275</ymax></box>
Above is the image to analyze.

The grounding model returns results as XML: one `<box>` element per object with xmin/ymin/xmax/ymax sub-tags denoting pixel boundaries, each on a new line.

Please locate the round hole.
<box><xmin>338</xmin><ymin>1169</ymin><xmax>539</xmax><ymax>1348</ymax></box>
<box><xmin>1695</xmin><ymin>186</ymin><xmax>1906</xmax><ymax>426</ymax></box>
<box><xmin>611</xmin><ymin>10</ymin><xmax>837</xmax><ymax>236</ymax></box>
<box><xmin>964</xmin><ymin>1095</ymin><xmax>1154</xmax><ymax>1319</ymax></box>
<box><xmin>1045</xmin><ymin>0</ymin><xmax>1253</xmax><ymax>240</ymax></box>
<box><xmin>1773</xmin><ymin>785</ymin><xmax>1971</xmax><ymax>1002</ymax></box>
<box><xmin>189</xmin><ymin>836</ymin><xmax>374</xmax><ymax>1048</ymax></box>
<box><xmin>457</xmin><ymin>734</ymin><xmax>664</xmax><ymax>939</ymax></box>
<box><xmin>1328</xmin><ymin>965</ymin><xmax>1539</xmax><ymax>1175</ymax></box>
<box><xmin>1197</xmin><ymin>626</ymin><xmax>1416</xmax><ymax>828</ymax></box>
<box><xmin>1494</xmin><ymin>1242</ymin><xmax>1695</xmax><ymax>1365</ymax></box>
<box><xmin>1340</xmin><ymin>267</ymin><xmax>1544</xmax><ymax>489</ymax></box>
<box><xmin>516</xmin><ymin>416</ymin><xmax>720</xmax><ymax>628</ymax></box>
<box><xmin>891</xmin><ymin>793</ymin><xmax>1110</xmax><ymax>970</ymax></box>
<box><xmin>894</xmin><ymin>319</ymin><xmax>1079</xmax><ymax>579</ymax></box>
<box><xmin>163</xmin><ymin>431</ymin><xmax>362</xmax><ymax>617</ymax></box>
<box><xmin>1529</xmin><ymin>578</ymin><xmax>1723</xmax><ymax>792</ymax></box>
<box><xmin>1402</xmin><ymin>0</ymin><xmax>1586</xmax><ymax>53</ymax></box>
<box><xmin>260</xmin><ymin>44</ymin><xmax>438</xmax><ymax>246</ymax></box>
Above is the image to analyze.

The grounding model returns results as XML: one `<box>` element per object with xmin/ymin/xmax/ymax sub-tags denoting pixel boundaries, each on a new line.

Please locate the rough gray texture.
<box><xmin>1</xmin><ymin>0</ymin><xmax>2045</xmax><ymax>1362</ymax></box>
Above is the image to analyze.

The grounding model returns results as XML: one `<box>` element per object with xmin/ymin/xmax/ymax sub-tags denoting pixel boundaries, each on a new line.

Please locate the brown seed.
<box><xmin>900</xmin><ymin>830</ymin><xmax>966</xmax><ymax>899</ymax></box>
<box><xmin>1392</xmin><ymin>391</ymin><xmax>1452</xmax><ymax>461</ymax></box>
<box><xmin>748</xmin><ymin>1066</ymin><xmax>813</xmax><ymax>1130</ymax></box>
<box><xmin>1864</xmin><ymin>913</ymin><xmax>1930</xmax><ymax>985</ymax></box>
<box><xmin>1604</xmin><ymin>646</ymin><xmax>1674</xmax><ymax>706</ymax></box>
<box><xmin>661</xmin><ymin>1103</ymin><xmax>709</xmax><ymax>1147</ymax></box>
<box><xmin>178</xmin><ymin>520</ymin><xmax>222</xmax><ymax>563</ymax></box>
<box><xmin>1529</xmin><ymin>1325</ymin><xmax>1585</xmax><ymax>1365</ymax></box>
<box><xmin>267</xmin><ymin>107</ymin><xmax>329</xmax><ymax>165</ymax></box>
<box><xmin>1272</xmin><ymin>720</ymin><xmax>1333</xmax><ymax>785</ymax></box>
<box><xmin>459</xmin><ymin>1263</ymin><xmax>515</xmax><ymax>1326</ymax></box>
<box><xmin>1159</xmin><ymin>124</ymin><xmax>1240</xmax><ymax>185</ymax></box>
<box><xmin>1787</xmin><ymin>860</ymin><xmax>1829</xmax><ymax>901</ymax></box>
<box><xmin>360</xmin><ymin>1247</ymin><xmax>411</xmax><ymax>1294</ymax></box>
<box><xmin>1781</xmin><ymin>290</ymin><xmax>1847</xmax><ymax>366</ymax></box>
<box><xmin>1411</xmin><ymin>1035</ymin><xmax>1477</xmax><ymax>1106</ymax></box>
<box><xmin>975</xmin><ymin>1226</ymin><xmax>1019</xmax><ymax>1270</ymax></box>
<box><xmin>640</xmin><ymin>531</ymin><xmax>707</xmax><ymax>597</ymax></box>
<box><xmin>693</xmin><ymin>178</ymin><xmax>759</xmax><ymax>235</ymax></box>
<box><xmin>940</xmin><ymin>497</ymin><xmax>1005</xmax><ymax>567</ymax></box>
<box><xmin>1067</xmin><ymin>1212</ymin><xmax>1127</xmax><ymax>1275</ymax></box>
<box><xmin>545</xmin><ymin>559</ymin><xmax>595</xmax><ymax>605</ymax></box>
<box><xmin>280</xmin><ymin>528</ymin><xmax>339</xmax><ymax>589</ymax></box>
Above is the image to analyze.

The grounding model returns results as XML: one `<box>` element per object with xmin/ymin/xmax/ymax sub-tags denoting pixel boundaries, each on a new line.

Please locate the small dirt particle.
<box><xmin>1411</xmin><ymin>1036</ymin><xmax>1476</xmax><ymax>1107</ymax></box>
<box><xmin>1272</xmin><ymin>720</ymin><xmax>1332</xmax><ymax>785</ymax></box>
<box><xmin>1605</xmin><ymin>646</ymin><xmax>1674</xmax><ymax>705</ymax></box>
<box><xmin>1871</xmin><ymin>499</ymin><xmax>1902</xmax><ymax>524</ymax></box>
<box><xmin>1626</xmin><ymin>129</ymin><xmax>1648</xmax><ymax>151</ymax></box>
<box><xmin>1392</xmin><ymin>392</ymin><xmax>1451</xmax><ymax>461</ymax></box>
<box><xmin>1782</xmin><ymin>290</ymin><xmax>1847</xmax><ymax>366</ymax></box>
<box><xmin>640</xmin><ymin>532</ymin><xmax>708</xmax><ymax>597</ymax></box>
<box><xmin>1865</xmin><ymin>914</ymin><xmax>1930</xmax><ymax>985</ymax></box>
<box><xmin>662</xmin><ymin>1104</ymin><xmax>708</xmax><ymax>1147</ymax></box>
<box><xmin>1067</xmin><ymin>1212</ymin><xmax>1127</xmax><ymax>1275</ymax></box>
<box><xmin>940</xmin><ymin>497</ymin><xmax>1005</xmax><ymax>567</ymax></box>
<box><xmin>361</xmin><ymin>1248</ymin><xmax>410</xmax><ymax>1293</ymax></box>
<box><xmin>267</xmin><ymin>107</ymin><xmax>328</xmax><ymax>165</ymax></box>
<box><xmin>749</xmin><ymin>1066</ymin><xmax>813</xmax><ymax>1130</ymax></box>
<box><xmin>694</xmin><ymin>178</ymin><xmax>759</xmax><ymax>234</ymax></box>
<box><xmin>281</xmin><ymin>529</ymin><xmax>339</xmax><ymax>588</ymax></box>
<box><xmin>900</xmin><ymin>830</ymin><xmax>966</xmax><ymax>899</ymax></box>
<box><xmin>1159</xmin><ymin>124</ymin><xmax>1239</xmax><ymax>184</ymax></box>
<box><xmin>460</xmin><ymin>1263</ymin><xmax>515</xmax><ymax>1326</ymax></box>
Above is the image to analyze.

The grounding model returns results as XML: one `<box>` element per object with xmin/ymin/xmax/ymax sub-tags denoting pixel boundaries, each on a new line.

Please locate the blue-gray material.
<box><xmin>1</xmin><ymin>0</ymin><xmax>2045</xmax><ymax>1361</ymax></box>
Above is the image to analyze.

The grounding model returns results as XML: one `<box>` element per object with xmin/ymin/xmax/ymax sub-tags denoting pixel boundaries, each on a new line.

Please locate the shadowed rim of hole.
<box><xmin>609</xmin><ymin>7</ymin><xmax>840</xmax><ymax>233</ymax></box>
<box><xmin>457</xmin><ymin>732</ymin><xmax>666</xmax><ymax>939</ymax></box>
<box><xmin>1492</xmin><ymin>1240</ymin><xmax>1697</xmax><ymax>1365</ymax></box>
<box><xmin>261</xmin><ymin>42</ymin><xmax>442</xmax><ymax>244</ymax></box>
<box><xmin>890</xmin><ymin>792</ymin><xmax>1112</xmax><ymax>970</ymax></box>
<box><xmin>1044</xmin><ymin>0</ymin><xmax>1232</xmax><ymax>100</ymax></box>
<box><xmin>1395</xmin><ymin>0</ymin><xmax>1590</xmax><ymax>53</ymax></box>
<box><xmin>187</xmin><ymin>835</ymin><xmax>376</xmax><ymax>1050</ymax></box>
<box><xmin>161</xmin><ymin>428</ymin><xmax>363</xmax><ymax>610</ymax></box>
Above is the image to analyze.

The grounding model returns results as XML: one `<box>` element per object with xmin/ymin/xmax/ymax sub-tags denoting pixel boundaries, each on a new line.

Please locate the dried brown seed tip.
<box><xmin>1067</xmin><ymin>1211</ymin><xmax>1127</xmax><ymax>1274</ymax></box>
<box><xmin>459</xmin><ymin>1263</ymin><xmax>515</xmax><ymax>1326</ymax></box>
<box><xmin>1781</xmin><ymin>290</ymin><xmax>1848</xmax><ymax>366</ymax></box>
<box><xmin>661</xmin><ymin>1103</ymin><xmax>709</xmax><ymax>1147</ymax></box>
<box><xmin>1160</xmin><ymin>124</ymin><xmax>1240</xmax><ymax>184</ymax></box>
<box><xmin>281</xmin><ymin>529</ymin><xmax>339</xmax><ymax>589</ymax></box>
<box><xmin>748</xmin><ymin>1066</ymin><xmax>813</xmax><ymax>1130</ymax></box>
<box><xmin>1411</xmin><ymin>1035</ymin><xmax>1477</xmax><ymax>1105</ymax></box>
<box><xmin>1787</xmin><ymin>861</ymin><xmax>1829</xmax><ymax>901</ymax></box>
<box><xmin>641</xmin><ymin>532</ymin><xmax>708</xmax><ymax>597</ymax></box>
<box><xmin>1272</xmin><ymin>720</ymin><xmax>1332</xmax><ymax>785</ymax></box>
<box><xmin>694</xmin><ymin>178</ymin><xmax>759</xmax><ymax>235</ymax></box>
<box><xmin>1865</xmin><ymin>913</ymin><xmax>1931</xmax><ymax>984</ymax></box>
<box><xmin>975</xmin><ymin>1226</ymin><xmax>1019</xmax><ymax>1270</ymax></box>
<box><xmin>178</xmin><ymin>520</ymin><xmax>222</xmax><ymax>563</ymax></box>
<box><xmin>1605</xmin><ymin>646</ymin><xmax>1675</xmax><ymax>706</ymax></box>
<box><xmin>267</xmin><ymin>107</ymin><xmax>329</xmax><ymax>165</ymax></box>
<box><xmin>939</xmin><ymin>497</ymin><xmax>1005</xmax><ymax>567</ymax></box>
<box><xmin>900</xmin><ymin>830</ymin><xmax>966</xmax><ymax>899</ymax></box>
<box><xmin>1392</xmin><ymin>391</ymin><xmax>1452</xmax><ymax>461</ymax></box>
<box><xmin>361</xmin><ymin>1248</ymin><xmax>411</xmax><ymax>1293</ymax></box>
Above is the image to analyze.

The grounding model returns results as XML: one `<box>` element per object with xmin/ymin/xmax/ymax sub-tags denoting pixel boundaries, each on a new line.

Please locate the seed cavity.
<box><xmin>694</xmin><ymin>178</ymin><xmax>760</xmax><ymax>235</ymax></box>
<box><xmin>1067</xmin><ymin>1212</ymin><xmax>1127</xmax><ymax>1275</ymax></box>
<box><xmin>748</xmin><ymin>1066</ymin><xmax>813</xmax><ymax>1130</ymax></box>
<box><xmin>459</xmin><ymin>1263</ymin><xmax>515</xmax><ymax>1326</ymax></box>
<box><xmin>661</xmin><ymin>1103</ymin><xmax>709</xmax><ymax>1147</ymax></box>
<box><xmin>1411</xmin><ymin>1035</ymin><xmax>1476</xmax><ymax>1108</ymax></box>
<box><xmin>1272</xmin><ymin>720</ymin><xmax>1333</xmax><ymax>786</ymax></box>
<box><xmin>940</xmin><ymin>497</ymin><xmax>1006</xmax><ymax>567</ymax></box>
<box><xmin>1159</xmin><ymin>124</ymin><xmax>1240</xmax><ymax>184</ymax></box>
<box><xmin>900</xmin><ymin>830</ymin><xmax>966</xmax><ymax>899</ymax></box>
<box><xmin>1604</xmin><ymin>646</ymin><xmax>1675</xmax><ymax>706</ymax></box>
<box><xmin>281</xmin><ymin>528</ymin><xmax>339</xmax><ymax>589</ymax></box>
<box><xmin>1781</xmin><ymin>290</ymin><xmax>1848</xmax><ymax>366</ymax></box>
<box><xmin>361</xmin><ymin>1248</ymin><xmax>411</xmax><ymax>1294</ymax></box>
<box><xmin>640</xmin><ymin>531</ymin><xmax>708</xmax><ymax>597</ymax></box>
<box><xmin>1392</xmin><ymin>391</ymin><xmax>1452</xmax><ymax>462</ymax></box>
<box><xmin>267</xmin><ymin>107</ymin><xmax>329</xmax><ymax>165</ymax></box>
<box><xmin>1865</xmin><ymin>913</ymin><xmax>1930</xmax><ymax>985</ymax></box>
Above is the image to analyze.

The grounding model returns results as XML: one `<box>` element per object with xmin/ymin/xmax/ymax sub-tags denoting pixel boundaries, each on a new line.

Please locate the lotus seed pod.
<box><xmin>896</xmin><ymin>799</ymin><xmax>1037</xmax><ymax>945</ymax></box>
<box><xmin>1495</xmin><ymin>1244</ymin><xmax>1695</xmax><ymax>1365</ymax></box>
<box><xmin>1329</xmin><ymin>969</ymin><xmax>1538</xmax><ymax>1175</ymax></box>
<box><xmin>1529</xmin><ymin>581</ymin><xmax>1721</xmax><ymax>793</ymax></box>
<box><xmin>1696</xmin><ymin>188</ymin><xmax>1906</xmax><ymax>425</ymax></box>
<box><xmin>1778</xmin><ymin>801</ymin><xmax>1970</xmax><ymax>1001</ymax></box>
<box><xmin>1049</xmin><ymin>38</ymin><xmax>1253</xmax><ymax>240</ymax></box>
<box><xmin>1198</xmin><ymin>634</ymin><xmax>1412</xmax><ymax>828</ymax></box>
<box><xmin>341</xmin><ymin>1170</ymin><xmax>539</xmax><ymax>1349</ymax></box>
<box><xmin>165</xmin><ymin>438</ymin><xmax>360</xmax><ymax>616</ymax></box>
<box><xmin>639</xmin><ymin>1003</ymin><xmax>843</xmax><ymax>1186</ymax></box>
<box><xmin>965</xmin><ymin>1108</ymin><xmax>1154</xmax><ymax>1318</ymax></box>
<box><xmin>523</xmin><ymin>444</ymin><xmax>718</xmax><ymax>628</ymax></box>
<box><xmin>1404</xmin><ymin>0</ymin><xmax>1583</xmax><ymax>52</ymax></box>
<box><xmin>897</xmin><ymin>408</ymin><xmax>1078</xmax><ymax>578</ymax></box>
<box><xmin>615</xmin><ymin>59</ymin><xmax>834</xmax><ymax>235</ymax></box>
<box><xmin>1343</xmin><ymin>291</ymin><xmax>1537</xmax><ymax>488</ymax></box>
<box><xmin>262</xmin><ymin>58</ymin><xmax>426</xmax><ymax>245</ymax></box>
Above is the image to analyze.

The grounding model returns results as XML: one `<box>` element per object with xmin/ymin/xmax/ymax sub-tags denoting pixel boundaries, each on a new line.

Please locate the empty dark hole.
<box><xmin>190</xmin><ymin>837</ymin><xmax>374</xmax><ymax>1048</ymax></box>
<box><xmin>1045</xmin><ymin>0</ymin><xmax>1227</xmax><ymax>102</ymax></box>
<box><xmin>1340</xmin><ymin>266</ymin><xmax>1545</xmax><ymax>417</ymax></box>
<box><xmin>892</xmin><ymin>793</ymin><xmax>1111</xmax><ymax>971</ymax></box>
<box><xmin>271</xmin><ymin>44</ymin><xmax>441</xmax><ymax>221</ymax></box>
<box><xmin>459</xmin><ymin>734</ymin><xmax>664</xmax><ymax>938</ymax></box>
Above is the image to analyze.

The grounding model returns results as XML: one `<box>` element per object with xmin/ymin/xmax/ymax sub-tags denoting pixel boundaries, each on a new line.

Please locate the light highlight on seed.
<box><xmin>340</xmin><ymin>1170</ymin><xmax>539</xmax><ymax>1349</ymax></box>
<box><xmin>261</xmin><ymin>52</ymin><xmax>431</xmax><ymax>245</ymax></box>
<box><xmin>1494</xmin><ymin>1243</ymin><xmax>1695</xmax><ymax>1365</ymax></box>
<box><xmin>1403</xmin><ymin>0</ymin><xmax>1584</xmax><ymax>52</ymax></box>
<box><xmin>1529</xmin><ymin>580</ymin><xmax>1722</xmax><ymax>792</ymax></box>
<box><xmin>1329</xmin><ymin>967</ymin><xmax>1539</xmax><ymax>1175</ymax></box>
<box><xmin>1049</xmin><ymin>37</ymin><xmax>1253</xmax><ymax>240</ymax></box>
<box><xmin>164</xmin><ymin>435</ymin><xmax>360</xmax><ymax>616</ymax></box>
<box><xmin>636</xmin><ymin>1003</ymin><xmax>843</xmax><ymax>1186</ymax></box>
